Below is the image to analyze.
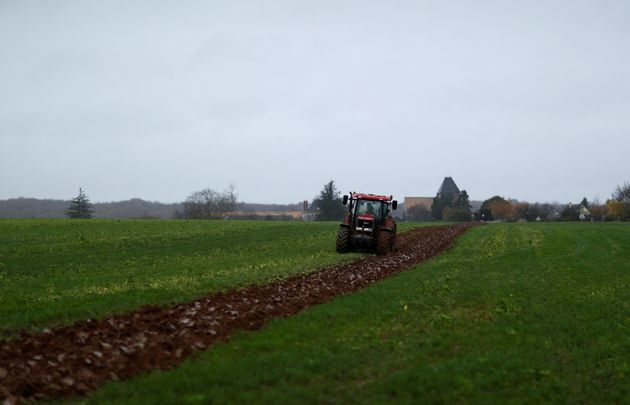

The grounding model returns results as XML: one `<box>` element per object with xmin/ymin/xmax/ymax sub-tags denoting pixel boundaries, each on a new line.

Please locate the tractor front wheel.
<box><xmin>336</xmin><ymin>227</ymin><xmax>351</xmax><ymax>253</ymax></box>
<box><xmin>376</xmin><ymin>231</ymin><xmax>391</xmax><ymax>256</ymax></box>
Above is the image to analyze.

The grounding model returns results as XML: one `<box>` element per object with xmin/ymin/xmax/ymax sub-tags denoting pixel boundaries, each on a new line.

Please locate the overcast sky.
<box><xmin>1</xmin><ymin>0</ymin><xmax>629</xmax><ymax>204</ymax></box>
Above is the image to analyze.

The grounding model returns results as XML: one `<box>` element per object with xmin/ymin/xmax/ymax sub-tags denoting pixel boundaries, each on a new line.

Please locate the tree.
<box><xmin>606</xmin><ymin>200</ymin><xmax>625</xmax><ymax>221</ymax></box>
<box><xmin>560</xmin><ymin>204</ymin><xmax>580</xmax><ymax>221</ymax></box>
<box><xmin>475</xmin><ymin>206</ymin><xmax>493</xmax><ymax>221</ymax></box>
<box><xmin>512</xmin><ymin>202</ymin><xmax>531</xmax><ymax>221</ymax></box>
<box><xmin>481</xmin><ymin>196</ymin><xmax>513</xmax><ymax>221</ymax></box>
<box><xmin>608</xmin><ymin>181</ymin><xmax>630</xmax><ymax>221</ymax></box>
<box><xmin>613</xmin><ymin>181</ymin><xmax>630</xmax><ymax>202</ymax></box>
<box><xmin>182</xmin><ymin>184</ymin><xmax>238</xmax><ymax>219</ymax></box>
<box><xmin>431</xmin><ymin>194</ymin><xmax>454</xmax><ymax>220</ymax></box>
<box><xmin>589</xmin><ymin>203</ymin><xmax>608</xmax><ymax>221</ymax></box>
<box><xmin>313</xmin><ymin>180</ymin><xmax>345</xmax><ymax>221</ymax></box>
<box><xmin>455</xmin><ymin>190</ymin><xmax>472</xmax><ymax>211</ymax></box>
<box><xmin>536</xmin><ymin>203</ymin><xmax>555</xmax><ymax>221</ymax></box>
<box><xmin>65</xmin><ymin>188</ymin><xmax>94</xmax><ymax>219</ymax></box>
<box><xmin>431</xmin><ymin>190</ymin><xmax>472</xmax><ymax>220</ymax></box>
<box><xmin>443</xmin><ymin>207</ymin><xmax>472</xmax><ymax>222</ymax></box>
<box><xmin>431</xmin><ymin>195</ymin><xmax>447</xmax><ymax>220</ymax></box>
<box><xmin>406</xmin><ymin>204</ymin><xmax>432</xmax><ymax>221</ymax></box>
<box><xmin>509</xmin><ymin>201</ymin><xmax>554</xmax><ymax>222</ymax></box>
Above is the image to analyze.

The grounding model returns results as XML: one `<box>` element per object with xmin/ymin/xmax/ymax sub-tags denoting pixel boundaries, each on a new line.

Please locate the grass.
<box><xmin>80</xmin><ymin>222</ymin><xmax>630</xmax><ymax>404</ymax></box>
<box><xmin>0</xmin><ymin>219</ymin><xmax>427</xmax><ymax>337</ymax></box>
<box><xmin>0</xmin><ymin>219</ymin><xmax>348</xmax><ymax>336</ymax></box>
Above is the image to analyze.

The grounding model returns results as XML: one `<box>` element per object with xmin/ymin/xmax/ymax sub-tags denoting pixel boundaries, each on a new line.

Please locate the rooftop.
<box><xmin>437</xmin><ymin>177</ymin><xmax>460</xmax><ymax>196</ymax></box>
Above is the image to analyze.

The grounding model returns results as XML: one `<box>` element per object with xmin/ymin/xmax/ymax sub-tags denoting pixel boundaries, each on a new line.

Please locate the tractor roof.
<box><xmin>352</xmin><ymin>193</ymin><xmax>393</xmax><ymax>202</ymax></box>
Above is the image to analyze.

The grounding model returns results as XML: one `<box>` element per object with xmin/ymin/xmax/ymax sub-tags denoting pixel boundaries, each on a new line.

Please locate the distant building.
<box><xmin>577</xmin><ymin>204</ymin><xmax>591</xmax><ymax>217</ymax></box>
<box><xmin>436</xmin><ymin>177</ymin><xmax>461</xmax><ymax>198</ymax></box>
<box><xmin>566</xmin><ymin>202</ymin><xmax>591</xmax><ymax>221</ymax></box>
<box><xmin>403</xmin><ymin>196</ymin><xmax>433</xmax><ymax>211</ymax></box>
<box><xmin>405</xmin><ymin>177</ymin><xmax>463</xmax><ymax>214</ymax></box>
<box><xmin>404</xmin><ymin>177</ymin><xmax>480</xmax><ymax>219</ymax></box>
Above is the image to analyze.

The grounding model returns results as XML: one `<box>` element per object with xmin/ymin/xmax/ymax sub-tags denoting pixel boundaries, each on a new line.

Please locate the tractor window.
<box><xmin>355</xmin><ymin>200</ymin><xmax>383</xmax><ymax>220</ymax></box>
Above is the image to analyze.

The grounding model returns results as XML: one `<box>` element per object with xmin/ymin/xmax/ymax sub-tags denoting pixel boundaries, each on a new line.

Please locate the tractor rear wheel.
<box><xmin>336</xmin><ymin>227</ymin><xmax>350</xmax><ymax>253</ymax></box>
<box><xmin>390</xmin><ymin>228</ymin><xmax>397</xmax><ymax>251</ymax></box>
<box><xmin>376</xmin><ymin>231</ymin><xmax>391</xmax><ymax>256</ymax></box>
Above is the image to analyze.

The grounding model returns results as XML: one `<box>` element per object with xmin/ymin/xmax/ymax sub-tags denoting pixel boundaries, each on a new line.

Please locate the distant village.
<box><xmin>402</xmin><ymin>176</ymin><xmax>606</xmax><ymax>222</ymax></box>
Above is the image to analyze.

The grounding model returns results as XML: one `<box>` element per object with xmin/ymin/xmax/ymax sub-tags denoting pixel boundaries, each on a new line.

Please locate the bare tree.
<box><xmin>182</xmin><ymin>184</ymin><xmax>238</xmax><ymax>219</ymax></box>
<box><xmin>609</xmin><ymin>181</ymin><xmax>630</xmax><ymax>221</ymax></box>
<box><xmin>583</xmin><ymin>196</ymin><xmax>605</xmax><ymax>221</ymax></box>
<box><xmin>613</xmin><ymin>181</ymin><xmax>630</xmax><ymax>202</ymax></box>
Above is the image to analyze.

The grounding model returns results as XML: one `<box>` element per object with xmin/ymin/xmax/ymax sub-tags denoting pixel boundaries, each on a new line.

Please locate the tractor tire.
<box><xmin>336</xmin><ymin>227</ymin><xmax>351</xmax><ymax>253</ymax></box>
<box><xmin>376</xmin><ymin>231</ymin><xmax>391</xmax><ymax>256</ymax></box>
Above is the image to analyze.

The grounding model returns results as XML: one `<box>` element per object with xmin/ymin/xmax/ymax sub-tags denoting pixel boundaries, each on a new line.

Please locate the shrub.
<box><xmin>443</xmin><ymin>208</ymin><xmax>472</xmax><ymax>222</ymax></box>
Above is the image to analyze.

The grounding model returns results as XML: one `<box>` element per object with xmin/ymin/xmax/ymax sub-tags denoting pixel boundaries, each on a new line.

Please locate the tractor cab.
<box><xmin>353</xmin><ymin>199</ymin><xmax>386</xmax><ymax>234</ymax></box>
<box><xmin>355</xmin><ymin>199</ymin><xmax>384</xmax><ymax>220</ymax></box>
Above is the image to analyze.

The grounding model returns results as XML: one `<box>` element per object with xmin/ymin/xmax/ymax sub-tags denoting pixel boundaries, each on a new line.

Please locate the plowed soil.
<box><xmin>0</xmin><ymin>223</ymin><xmax>475</xmax><ymax>403</ymax></box>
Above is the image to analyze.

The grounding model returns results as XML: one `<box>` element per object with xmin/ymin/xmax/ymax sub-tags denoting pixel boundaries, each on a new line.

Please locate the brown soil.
<box><xmin>0</xmin><ymin>223</ymin><xmax>475</xmax><ymax>403</ymax></box>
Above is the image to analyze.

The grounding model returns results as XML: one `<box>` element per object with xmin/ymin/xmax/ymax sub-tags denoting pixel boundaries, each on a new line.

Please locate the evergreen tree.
<box><xmin>431</xmin><ymin>190</ymin><xmax>471</xmax><ymax>220</ymax></box>
<box><xmin>476</xmin><ymin>206</ymin><xmax>493</xmax><ymax>221</ymax></box>
<box><xmin>456</xmin><ymin>190</ymin><xmax>472</xmax><ymax>211</ymax></box>
<box><xmin>65</xmin><ymin>188</ymin><xmax>94</xmax><ymax>218</ymax></box>
<box><xmin>313</xmin><ymin>180</ymin><xmax>345</xmax><ymax>221</ymax></box>
<box><xmin>431</xmin><ymin>195</ymin><xmax>448</xmax><ymax>220</ymax></box>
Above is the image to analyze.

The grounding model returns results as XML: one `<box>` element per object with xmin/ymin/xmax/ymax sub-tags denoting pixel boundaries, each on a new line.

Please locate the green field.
<box><xmin>79</xmin><ymin>222</ymin><xmax>630</xmax><ymax>404</ymax></box>
<box><xmin>0</xmin><ymin>219</ymin><xmax>422</xmax><ymax>337</ymax></box>
<box><xmin>3</xmin><ymin>221</ymin><xmax>630</xmax><ymax>403</ymax></box>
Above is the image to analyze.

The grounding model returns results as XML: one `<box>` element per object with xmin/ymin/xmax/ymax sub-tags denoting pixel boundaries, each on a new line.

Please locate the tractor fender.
<box><xmin>381</xmin><ymin>216</ymin><xmax>397</xmax><ymax>232</ymax></box>
<box><xmin>341</xmin><ymin>213</ymin><xmax>352</xmax><ymax>226</ymax></box>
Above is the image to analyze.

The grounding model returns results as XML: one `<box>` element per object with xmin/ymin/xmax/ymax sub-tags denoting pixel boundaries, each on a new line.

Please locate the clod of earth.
<box><xmin>0</xmin><ymin>223</ymin><xmax>475</xmax><ymax>403</ymax></box>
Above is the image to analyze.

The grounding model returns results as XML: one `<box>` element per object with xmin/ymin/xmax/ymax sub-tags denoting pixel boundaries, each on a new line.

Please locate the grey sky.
<box><xmin>1</xmin><ymin>1</ymin><xmax>629</xmax><ymax>204</ymax></box>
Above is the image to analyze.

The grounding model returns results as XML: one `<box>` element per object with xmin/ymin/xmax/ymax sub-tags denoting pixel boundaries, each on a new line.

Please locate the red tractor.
<box><xmin>336</xmin><ymin>192</ymin><xmax>398</xmax><ymax>255</ymax></box>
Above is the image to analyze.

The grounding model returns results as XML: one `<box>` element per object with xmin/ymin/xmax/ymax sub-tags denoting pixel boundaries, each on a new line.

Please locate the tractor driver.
<box><xmin>367</xmin><ymin>202</ymin><xmax>381</xmax><ymax>220</ymax></box>
<box><xmin>366</xmin><ymin>203</ymin><xmax>375</xmax><ymax>215</ymax></box>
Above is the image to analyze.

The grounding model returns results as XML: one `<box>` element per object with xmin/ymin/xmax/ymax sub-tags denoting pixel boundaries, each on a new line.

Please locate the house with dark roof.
<box><xmin>405</xmin><ymin>177</ymin><xmax>462</xmax><ymax>215</ymax></box>
<box><xmin>405</xmin><ymin>177</ymin><xmax>481</xmax><ymax>218</ymax></box>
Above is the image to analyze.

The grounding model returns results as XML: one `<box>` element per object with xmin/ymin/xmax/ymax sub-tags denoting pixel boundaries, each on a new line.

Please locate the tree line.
<box><xmin>403</xmin><ymin>182</ymin><xmax>630</xmax><ymax>222</ymax></box>
<box><xmin>464</xmin><ymin>182</ymin><xmax>630</xmax><ymax>222</ymax></box>
<box><xmin>57</xmin><ymin>180</ymin><xmax>630</xmax><ymax>222</ymax></box>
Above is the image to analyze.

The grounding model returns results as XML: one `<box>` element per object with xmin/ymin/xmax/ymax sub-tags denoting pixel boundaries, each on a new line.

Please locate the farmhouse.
<box><xmin>404</xmin><ymin>177</ymin><xmax>482</xmax><ymax>219</ymax></box>
<box><xmin>564</xmin><ymin>202</ymin><xmax>592</xmax><ymax>221</ymax></box>
<box><xmin>404</xmin><ymin>177</ymin><xmax>461</xmax><ymax>213</ymax></box>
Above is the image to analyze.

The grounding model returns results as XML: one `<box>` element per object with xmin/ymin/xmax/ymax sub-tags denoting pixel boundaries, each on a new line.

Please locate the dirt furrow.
<box><xmin>0</xmin><ymin>223</ymin><xmax>475</xmax><ymax>403</ymax></box>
